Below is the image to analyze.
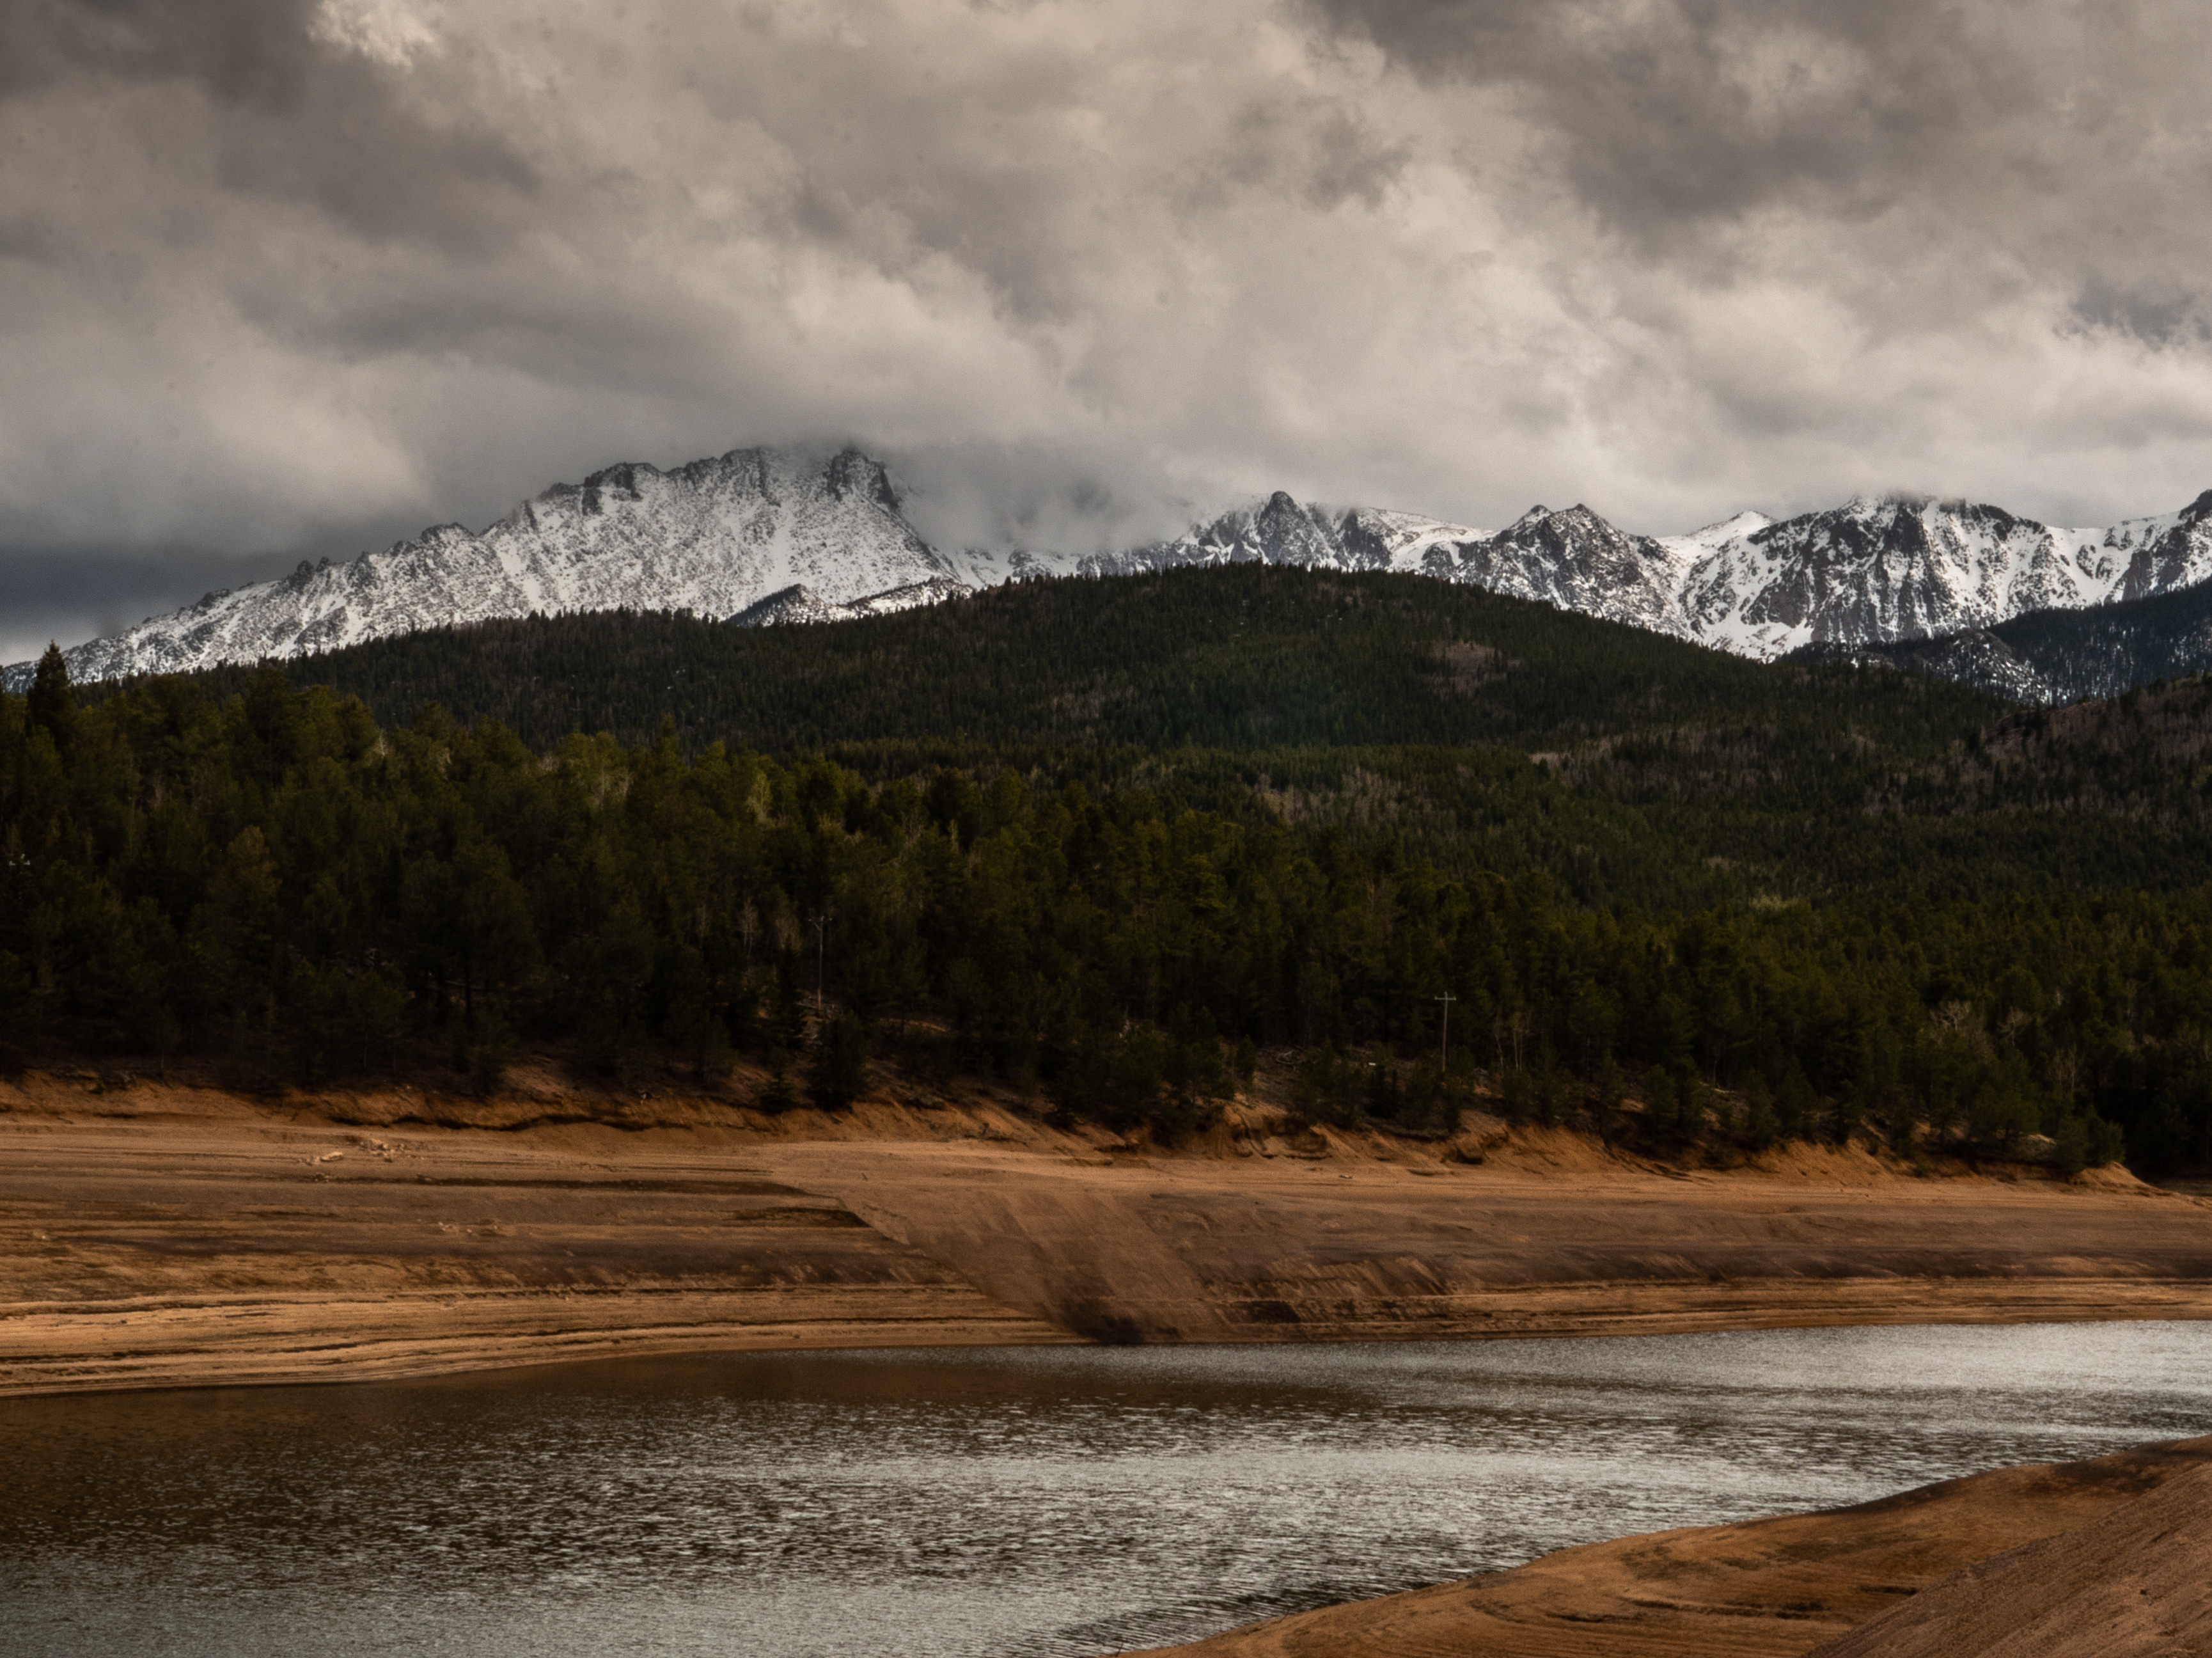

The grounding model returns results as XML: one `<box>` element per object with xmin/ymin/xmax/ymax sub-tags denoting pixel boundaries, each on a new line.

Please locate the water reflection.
<box><xmin>6</xmin><ymin>1322</ymin><xmax>2211</xmax><ymax>1657</ymax></box>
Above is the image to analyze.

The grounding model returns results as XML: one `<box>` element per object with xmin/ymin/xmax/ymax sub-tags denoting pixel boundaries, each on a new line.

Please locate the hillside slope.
<box><xmin>157</xmin><ymin>564</ymin><xmax>2006</xmax><ymax>760</ymax></box>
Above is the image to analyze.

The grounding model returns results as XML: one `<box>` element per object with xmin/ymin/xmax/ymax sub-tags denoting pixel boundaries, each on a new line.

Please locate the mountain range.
<box><xmin>12</xmin><ymin>445</ymin><xmax>2212</xmax><ymax>697</ymax></box>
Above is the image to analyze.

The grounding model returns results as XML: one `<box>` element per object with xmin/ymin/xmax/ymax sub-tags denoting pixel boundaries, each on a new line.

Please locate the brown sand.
<box><xmin>759</xmin><ymin>1133</ymin><xmax>2212</xmax><ymax>1347</ymax></box>
<box><xmin>4</xmin><ymin>1067</ymin><xmax>2211</xmax><ymax>1396</ymax></box>
<box><xmin>1807</xmin><ymin>1461</ymin><xmax>2212</xmax><ymax>1658</ymax></box>
<box><xmin>0</xmin><ymin>1073</ymin><xmax>1076</xmax><ymax>1394</ymax></box>
<box><xmin>1128</xmin><ymin>1435</ymin><xmax>2212</xmax><ymax>1658</ymax></box>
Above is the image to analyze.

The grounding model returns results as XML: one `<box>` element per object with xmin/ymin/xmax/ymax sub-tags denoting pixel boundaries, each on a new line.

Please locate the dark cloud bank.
<box><xmin>4</xmin><ymin>0</ymin><xmax>2211</xmax><ymax>658</ymax></box>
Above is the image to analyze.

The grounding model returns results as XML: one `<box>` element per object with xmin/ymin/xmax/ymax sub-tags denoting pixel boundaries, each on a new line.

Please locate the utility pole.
<box><xmin>1435</xmin><ymin>991</ymin><xmax>1456</xmax><ymax>1070</ymax></box>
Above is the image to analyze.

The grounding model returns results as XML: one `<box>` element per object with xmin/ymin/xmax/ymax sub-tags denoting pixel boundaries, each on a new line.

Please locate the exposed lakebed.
<box><xmin>7</xmin><ymin>1323</ymin><xmax>2212</xmax><ymax>1657</ymax></box>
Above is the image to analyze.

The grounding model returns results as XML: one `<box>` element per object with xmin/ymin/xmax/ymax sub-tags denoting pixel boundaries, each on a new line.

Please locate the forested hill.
<box><xmin>138</xmin><ymin>565</ymin><xmax>2212</xmax><ymax>905</ymax></box>
<box><xmin>157</xmin><ymin>565</ymin><xmax>2004</xmax><ymax>761</ymax></box>
<box><xmin>12</xmin><ymin>567</ymin><xmax>2212</xmax><ymax>1176</ymax></box>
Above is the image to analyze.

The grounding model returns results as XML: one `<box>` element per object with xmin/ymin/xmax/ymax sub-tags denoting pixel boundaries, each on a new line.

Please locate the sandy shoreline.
<box><xmin>1127</xmin><ymin>1433</ymin><xmax>2212</xmax><ymax>1657</ymax></box>
<box><xmin>4</xmin><ymin>1067</ymin><xmax>2211</xmax><ymax>1395</ymax></box>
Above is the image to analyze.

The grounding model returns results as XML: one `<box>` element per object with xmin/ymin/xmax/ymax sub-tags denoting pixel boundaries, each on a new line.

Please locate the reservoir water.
<box><xmin>6</xmin><ymin>1322</ymin><xmax>2211</xmax><ymax>1657</ymax></box>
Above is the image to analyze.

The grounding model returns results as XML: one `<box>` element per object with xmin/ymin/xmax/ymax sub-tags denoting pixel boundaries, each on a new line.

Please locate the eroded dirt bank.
<box><xmin>1129</xmin><ymin>1435</ymin><xmax>2212</xmax><ymax>1658</ymax></box>
<box><xmin>0</xmin><ymin>1073</ymin><xmax>1079</xmax><ymax>1394</ymax></box>
<box><xmin>4</xmin><ymin>1068</ymin><xmax>2211</xmax><ymax>1394</ymax></box>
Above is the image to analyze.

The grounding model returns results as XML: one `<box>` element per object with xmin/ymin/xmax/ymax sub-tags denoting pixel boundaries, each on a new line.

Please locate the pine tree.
<box><xmin>26</xmin><ymin>644</ymin><xmax>72</xmax><ymax>746</ymax></box>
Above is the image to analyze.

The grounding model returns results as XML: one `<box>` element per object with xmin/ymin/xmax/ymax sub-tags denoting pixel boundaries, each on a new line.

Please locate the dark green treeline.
<box><xmin>9</xmin><ymin>631</ymin><xmax>2210</xmax><ymax>1171</ymax></box>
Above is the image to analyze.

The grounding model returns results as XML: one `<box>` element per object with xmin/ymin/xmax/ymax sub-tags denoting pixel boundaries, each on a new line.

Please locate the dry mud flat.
<box><xmin>1133</xmin><ymin>1435</ymin><xmax>2212</xmax><ymax>1658</ymax></box>
<box><xmin>2</xmin><ymin>1067</ymin><xmax>2211</xmax><ymax>1394</ymax></box>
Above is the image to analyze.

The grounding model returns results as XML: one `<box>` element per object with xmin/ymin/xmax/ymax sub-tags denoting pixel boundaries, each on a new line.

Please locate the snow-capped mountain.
<box><xmin>1431</xmin><ymin>503</ymin><xmax>1693</xmax><ymax>635</ymax></box>
<box><xmin>1040</xmin><ymin>487</ymin><xmax>2212</xmax><ymax>663</ymax></box>
<box><xmin>5</xmin><ymin>448</ymin><xmax>954</xmax><ymax>688</ymax></box>
<box><xmin>0</xmin><ymin>466</ymin><xmax>1495</xmax><ymax>688</ymax></box>
<box><xmin>1061</xmin><ymin>489</ymin><xmax>1490</xmax><ymax>579</ymax></box>
<box><xmin>11</xmin><ymin>441</ymin><xmax>2212</xmax><ymax>689</ymax></box>
<box><xmin>1668</xmin><ymin>491</ymin><xmax>2212</xmax><ymax>659</ymax></box>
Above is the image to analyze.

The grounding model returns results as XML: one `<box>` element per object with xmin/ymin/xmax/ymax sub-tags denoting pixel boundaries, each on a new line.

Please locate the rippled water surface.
<box><xmin>7</xmin><ymin>1323</ymin><xmax>2212</xmax><ymax>1657</ymax></box>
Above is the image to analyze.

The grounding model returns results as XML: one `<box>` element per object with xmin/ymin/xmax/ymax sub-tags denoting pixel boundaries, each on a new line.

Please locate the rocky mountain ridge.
<box><xmin>1791</xmin><ymin>570</ymin><xmax>2212</xmax><ymax>704</ymax></box>
<box><xmin>10</xmin><ymin>448</ymin><xmax>948</xmax><ymax>690</ymax></box>
<box><xmin>12</xmin><ymin>445</ymin><xmax>2212</xmax><ymax>690</ymax></box>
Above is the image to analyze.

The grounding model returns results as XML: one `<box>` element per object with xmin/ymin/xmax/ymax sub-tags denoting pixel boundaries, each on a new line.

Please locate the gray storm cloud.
<box><xmin>4</xmin><ymin>0</ymin><xmax>2212</xmax><ymax>659</ymax></box>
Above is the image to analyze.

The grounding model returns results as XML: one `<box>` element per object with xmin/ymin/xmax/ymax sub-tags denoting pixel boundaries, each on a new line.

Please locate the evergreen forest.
<box><xmin>12</xmin><ymin>565</ymin><xmax>2212</xmax><ymax>1174</ymax></box>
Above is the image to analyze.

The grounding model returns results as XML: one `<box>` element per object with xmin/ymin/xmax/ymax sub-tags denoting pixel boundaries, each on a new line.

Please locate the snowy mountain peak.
<box><xmin>1674</xmin><ymin>509</ymin><xmax>1773</xmax><ymax>549</ymax></box>
<box><xmin>1436</xmin><ymin>502</ymin><xmax>1688</xmax><ymax>634</ymax></box>
<box><xmin>10</xmin><ymin>445</ymin><xmax>2212</xmax><ymax>688</ymax></box>
<box><xmin>1672</xmin><ymin>487</ymin><xmax>2212</xmax><ymax>658</ymax></box>
<box><xmin>6</xmin><ymin>446</ymin><xmax>948</xmax><ymax>688</ymax></box>
<box><xmin>822</xmin><ymin>446</ymin><xmax>904</xmax><ymax>511</ymax></box>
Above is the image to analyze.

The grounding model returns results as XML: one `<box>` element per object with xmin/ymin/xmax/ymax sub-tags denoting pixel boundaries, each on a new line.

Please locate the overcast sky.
<box><xmin>6</xmin><ymin>0</ymin><xmax>2212</xmax><ymax>661</ymax></box>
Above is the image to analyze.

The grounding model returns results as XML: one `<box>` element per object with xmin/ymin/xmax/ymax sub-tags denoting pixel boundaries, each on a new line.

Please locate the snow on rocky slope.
<box><xmin>1668</xmin><ymin>491</ymin><xmax>2212</xmax><ymax>659</ymax></box>
<box><xmin>1064</xmin><ymin>489</ymin><xmax>1491</xmax><ymax>579</ymax></box>
<box><xmin>6</xmin><ymin>448</ymin><xmax>952</xmax><ymax>688</ymax></box>
<box><xmin>1065</xmin><ymin>486</ymin><xmax>2212</xmax><ymax>660</ymax></box>
<box><xmin>727</xmin><ymin>576</ymin><xmax>973</xmax><ymax>628</ymax></box>
<box><xmin>12</xmin><ymin>445</ymin><xmax>2212</xmax><ymax>688</ymax></box>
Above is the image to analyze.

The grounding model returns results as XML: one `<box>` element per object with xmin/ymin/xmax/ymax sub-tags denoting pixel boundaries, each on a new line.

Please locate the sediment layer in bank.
<box><xmin>3</xmin><ymin>1070</ymin><xmax>2209</xmax><ymax>1396</ymax></box>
